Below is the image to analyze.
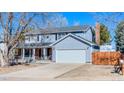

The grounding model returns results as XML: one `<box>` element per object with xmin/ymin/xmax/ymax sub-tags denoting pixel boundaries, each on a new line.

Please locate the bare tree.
<box><xmin>91</xmin><ymin>12</ymin><xmax>124</xmax><ymax>43</ymax></box>
<box><xmin>91</xmin><ymin>12</ymin><xmax>124</xmax><ymax>30</ymax></box>
<box><xmin>0</xmin><ymin>12</ymin><xmax>68</xmax><ymax>67</ymax></box>
<box><xmin>0</xmin><ymin>12</ymin><xmax>46</xmax><ymax>67</ymax></box>
<box><xmin>34</xmin><ymin>13</ymin><xmax>68</xmax><ymax>29</ymax></box>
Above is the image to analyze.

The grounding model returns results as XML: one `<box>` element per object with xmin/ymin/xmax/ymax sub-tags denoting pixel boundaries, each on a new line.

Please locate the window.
<box><xmin>25</xmin><ymin>36</ymin><xmax>30</xmax><ymax>41</ymax></box>
<box><xmin>25</xmin><ymin>49</ymin><xmax>33</xmax><ymax>57</ymax></box>
<box><xmin>93</xmin><ymin>45</ymin><xmax>100</xmax><ymax>49</ymax></box>
<box><xmin>37</xmin><ymin>35</ymin><xmax>39</xmax><ymax>41</ymax></box>
<box><xmin>29</xmin><ymin>37</ymin><xmax>30</xmax><ymax>41</ymax></box>
<box><xmin>58</xmin><ymin>33</ymin><xmax>65</xmax><ymax>39</ymax></box>
<box><xmin>46</xmin><ymin>35</ymin><xmax>49</xmax><ymax>38</ymax></box>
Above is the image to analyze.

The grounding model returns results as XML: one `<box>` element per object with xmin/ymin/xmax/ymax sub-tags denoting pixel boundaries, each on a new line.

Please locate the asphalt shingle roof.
<box><xmin>17</xmin><ymin>43</ymin><xmax>52</xmax><ymax>48</ymax></box>
<box><xmin>25</xmin><ymin>25</ymin><xmax>91</xmax><ymax>35</ymax></box>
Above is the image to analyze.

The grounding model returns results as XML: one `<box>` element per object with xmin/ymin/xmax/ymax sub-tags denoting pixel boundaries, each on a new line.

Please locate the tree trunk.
<box><xmin>0</xmin><ymin>50</ymin><xmax>8</xmax><ymax>67</ymax></box>
<box><xmin>0</xmin><ymin>44</ymin><xmax>10</xmax><ymax>67</ymax></box>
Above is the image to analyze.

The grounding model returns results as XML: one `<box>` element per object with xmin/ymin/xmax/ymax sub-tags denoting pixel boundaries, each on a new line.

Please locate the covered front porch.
<box><xmin>15</xmin><ymin>47</ymin><xmax>52</xmax><ymax>61</ymax></box>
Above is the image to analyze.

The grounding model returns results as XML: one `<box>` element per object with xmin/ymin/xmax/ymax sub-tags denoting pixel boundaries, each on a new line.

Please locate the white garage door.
<box><xmin>56</xmin><ymin>49</ymin><xmax>86</xmax><ymax>63</ymax></box>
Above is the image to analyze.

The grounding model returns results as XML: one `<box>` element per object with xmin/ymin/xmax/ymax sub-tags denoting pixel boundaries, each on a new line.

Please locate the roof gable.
<box><xmin>51</xmin><ymin>33</ymin><xmax>96</xmax><ymax>46</ymax></box>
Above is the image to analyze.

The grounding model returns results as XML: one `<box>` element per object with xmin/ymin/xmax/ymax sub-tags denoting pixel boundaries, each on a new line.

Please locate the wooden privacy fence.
<box><xmin>92</xmin><ymin>52</ymin><xmax>121</xmax><ymax>65</ymax></box>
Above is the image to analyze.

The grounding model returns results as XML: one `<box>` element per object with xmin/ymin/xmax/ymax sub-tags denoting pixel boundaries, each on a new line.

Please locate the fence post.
<box><xmin>122</xmin><ymin>63</ymin><xmax>124</xmax><ymax>76</ymax></box>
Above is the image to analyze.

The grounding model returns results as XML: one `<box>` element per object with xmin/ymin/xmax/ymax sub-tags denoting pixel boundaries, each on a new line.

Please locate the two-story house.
<box><xmin>16</xmin><ymin>25</ymin><xmax>99</xmax><ymax>63</ymax></box>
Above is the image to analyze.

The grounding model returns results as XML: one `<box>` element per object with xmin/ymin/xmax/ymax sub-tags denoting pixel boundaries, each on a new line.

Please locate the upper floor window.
<box><xmin>58</xmin><ymin>33</ymin><xmax>66</xmax><ymax>39</ymax></box>
<box><xmin>46</xmin><ymin>35</ymin><xmax>49</xmax><ymax>38</ymax></box>
<box><xmin>37</xmin><ymin>35</ymin><xmax>39</xmax><ymax>41</ymax></box>
<box><xmin>25</xmin><ymin>36</ymin><xmax>30</xmax><ymax>41</ymax></box>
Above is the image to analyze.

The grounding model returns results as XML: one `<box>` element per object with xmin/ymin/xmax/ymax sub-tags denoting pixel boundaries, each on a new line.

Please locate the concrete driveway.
<box><xmin>0</xmin><ymin>63</ymin><xmax>124</xmax><ymax>81</ymax></box>
<box><xmin>0</xmin><ymin>63</ymin><xmax>82</xmax><ymax>80</ymax></box>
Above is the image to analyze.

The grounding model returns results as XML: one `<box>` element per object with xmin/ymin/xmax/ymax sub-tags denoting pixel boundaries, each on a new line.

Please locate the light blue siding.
<box><xmin>52</xmin><ymin>48</ymin><xmax>56</xmax><ymax>62</ymax></box>
<box><xmin>84</xmin><ymin>47</ymin><xmax>92</xmax><ymax>62</ymax></box>
<box><xmin>25</xmin><ymin>34</ymin><xmax>56</xmax><ymax>44</ymax></box>
<box><xmin>25</xmin><ymin>29</ymin><xmax>93</xmax><ymax>44</ymax></box>
<box><xmin>85</xmin><ymin>29</ymin><xmax>93</xmax><ymax>42</ymax></box>
<box><xmin>75</xmin><ymin>29</ymin><xmax>93</xmax><ymax>42</ymax></box>
<box><xmin>52</xmin><ymin>36</ymin><xmax>92</xmax><ymax>62</ymax></box>
<box><xmin>54</xmin><ymin>37</ymin><xmax>88</xmax><ymax>49</ymax></box>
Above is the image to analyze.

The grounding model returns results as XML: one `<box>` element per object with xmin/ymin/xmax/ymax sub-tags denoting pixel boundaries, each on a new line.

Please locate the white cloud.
<box><xmin>73</xmin><ymin>21</ymin><xmax>80</xmax><ymax>26</ymax></box>
<box><xmin>50</xmin><ymin>14</ymin><xmax>68</xmax><ymax>27</ymax></box>
<box><xmin>32</xmin><ymin>13</ymin><xmax>69</xmax><ymax>29</ymax></box>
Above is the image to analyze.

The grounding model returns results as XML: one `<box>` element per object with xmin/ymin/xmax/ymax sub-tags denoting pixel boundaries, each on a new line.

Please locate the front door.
<box><xmin>47</xmin><ymin>48</ymin><xmax>52</xmax><ymax>60</ymax></box>
<box><xmin>35</xmin><ymin>48</ymin><xmax>42</xmax><ymax>60</ymax></box>
<box><xmin>25</xmin><ymin>49</ymin><xmax>33</xmax><ymax>58</ymax></box>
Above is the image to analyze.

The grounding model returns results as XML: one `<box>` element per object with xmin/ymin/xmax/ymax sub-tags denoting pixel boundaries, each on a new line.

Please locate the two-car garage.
<box><xmin>56</xmin><ymin>49</ymin><xmax>86</xmax><ymax>63</ymax></box>
<box><xmin>51</xmin><ymin>34</ymin><xmax>95</xmax><ymax>63</ymax></box>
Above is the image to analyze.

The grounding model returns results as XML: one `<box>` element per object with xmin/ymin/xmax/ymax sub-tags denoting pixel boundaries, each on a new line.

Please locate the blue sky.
<box><xmin>61</xmin><ymin>12</ymin><xmax>95</xmax><ymax>26</ymax></box>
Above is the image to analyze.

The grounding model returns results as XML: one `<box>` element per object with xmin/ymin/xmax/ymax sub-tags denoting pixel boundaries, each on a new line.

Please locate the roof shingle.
<box><xmin>25</xmin><ymin>25</ymin><xmax>91</xmax><ymax>35</ymax></box>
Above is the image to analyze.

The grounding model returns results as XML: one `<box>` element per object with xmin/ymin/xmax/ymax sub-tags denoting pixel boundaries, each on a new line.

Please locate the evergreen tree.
<box><xmin>115</xmin><ymin>21</ymin><xmax>124</xmax><ymax>52</ymax></box>
<box><xmin>100</xmin><ymin>24</ymin><xmax>110</xmax><ymax>45</ymax></box>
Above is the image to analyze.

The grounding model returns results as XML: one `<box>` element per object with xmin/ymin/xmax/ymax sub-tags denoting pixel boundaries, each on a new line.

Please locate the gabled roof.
<box><xmin>50</xmin><ymin>33</ymin><xmax>96</xmax><ymax>46</ymax></box>
<box><xmin>25</xmin><ymin>25</ymin><xmax>92</xmax><ymax>35</ymax></box>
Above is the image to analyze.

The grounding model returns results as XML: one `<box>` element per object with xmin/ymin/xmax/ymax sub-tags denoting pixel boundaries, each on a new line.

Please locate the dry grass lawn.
<box><xmin>0</xmin><ymin>63</ymin><xmax>45</xmax><ymax>74</ymax></box>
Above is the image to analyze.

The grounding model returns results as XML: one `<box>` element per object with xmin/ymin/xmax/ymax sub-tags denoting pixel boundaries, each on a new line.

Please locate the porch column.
<box><xmin>43</xmin><ymin>48</ymin><xmax>47</xmax><ymax>60</ymax></box>
<box><xmin>33</xmin><ymin>48</ymin><xmax>35</xmax><ymax>61</ymax></box>
<box><xmin>41</xmin><ymin>48</ymin><xmax>43</xmax><ymax>60</ymax></box>
<box><xmin>22</xmin><ymin>48</ymin><xmax>25</xmax><ymax>59</ymax></box>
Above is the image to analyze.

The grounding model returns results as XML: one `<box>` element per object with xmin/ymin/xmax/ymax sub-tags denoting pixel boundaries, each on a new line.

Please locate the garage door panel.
<box><xmin>56</xmin><ymin>50</ymin><xmax>86</xmax><ymax>63</ymax></box>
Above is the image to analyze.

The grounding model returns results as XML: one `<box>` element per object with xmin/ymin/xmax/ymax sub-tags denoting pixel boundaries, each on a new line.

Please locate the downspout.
<box><xmin>90</xmin><ymin>44</ymin><xmax>93</xmax><ymax>63</ymax></box>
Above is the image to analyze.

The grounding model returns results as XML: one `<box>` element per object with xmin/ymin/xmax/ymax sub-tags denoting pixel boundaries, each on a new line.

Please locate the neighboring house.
<box><xmin>16</xmin><ymin>25</ymin><xmax>99</xmax><ymax>63</ymax></box>
<box><xmin>100</xmin><ymin>44</ymin><xmax>116</xmax><ymax>52</ymax></box>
